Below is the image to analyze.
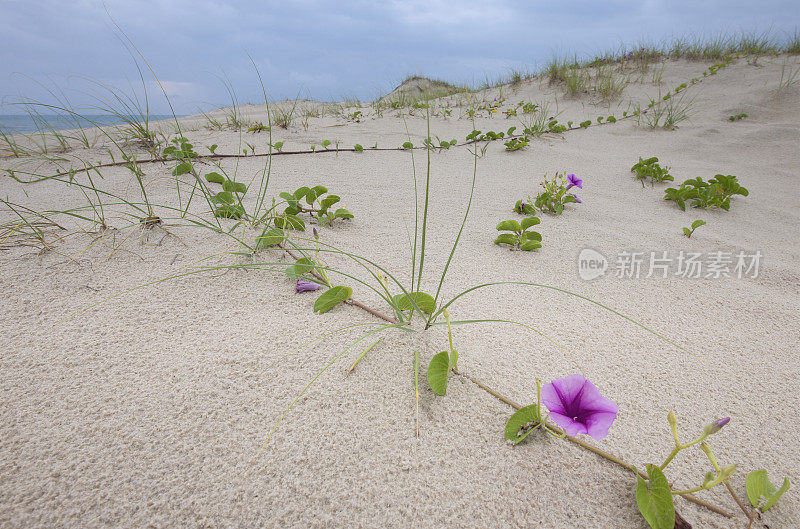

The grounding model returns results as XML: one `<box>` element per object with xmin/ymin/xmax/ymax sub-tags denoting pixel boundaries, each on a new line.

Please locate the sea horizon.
<box><xmin>0</xmin><ymin>114</ymin><xmax>181</xmax><ymax>135</ymax></box>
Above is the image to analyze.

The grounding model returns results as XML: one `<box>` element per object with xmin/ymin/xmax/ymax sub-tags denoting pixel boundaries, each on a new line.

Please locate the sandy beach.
<box><xmin>1</xmin><ymin>53</ymin><xmax>799</xmax><ymax>528</ymax></box>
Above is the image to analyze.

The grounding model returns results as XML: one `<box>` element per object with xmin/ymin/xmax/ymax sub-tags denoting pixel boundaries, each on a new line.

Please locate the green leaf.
<box><xmin>496</xmin><ymin>219</ymin><xmax>522</xmax><ymax>232</ymax></box>
<box><xmin>280</xmin><ymin>191</ymin><xmax>299</xmax><ymax>206</ymax></box>
<box><xmin>494</xmin><ymin>234</ymin><xmax>518</xmax><ymax>246</ymax></box>
<box><xmin>222</xmin><ymin>180</ymin><xmax>247</xmax><ymax>194</ymax></box>
<box><xmin>286</xmin><ymin>257</ymin><xmax>316</xmax><ymax>279</ymax></box>
<box><xmin>354</xmin><ymin>144</ymin><xmax>363</xmax><ymax>152</ymax></box>
<box><xmin>746</xmin><ymin>470</ymin><xmax>791</xmax><ymax>511</ymax></box>
<box><xmin>691</xmin><ymin>219</ymin><xmax>706</xmax><ymax>230</ymax></box>
<box><xmin>392</xmin><ymin>292</ymin><xmax>436</xmax><ymax>314</ymax></box>
<box><xmin>273</xmin><ymin>214</ymin><xmax>305</xmax><ymax>230</ymax></box>
<box><xmin>304</xmin><ymin>185</ymin><xmax>328</xmax><ymax>204</ymax></box>
<box><xmin>213</xmin><ymin>191</ymin><xmax>234</xmax><ymax>204</ymax></box>
<box><xmin>426</xmin><ymin>351</ymin><xmax>450</xmax><ymax>396</ymax></box>
<box><xmin>172</xmin><ymin>162</ymin><xmax>192</xmax><ymax>176</ymax></box>
<box><xmin>520</xmin><ymin>216</ymin><xmax>540</xmax><ymax>230</ymax></box>
<box><xmin>402</xmin><ymin>141</ymin><xmax>413</xmax><ymax>149</ymax></box>
<box><xmin>504</xmin><ymin>404</ymin><xmax>543</xmax><ymax>445</ymax></box>
<box><xmin>635</xmin><ymin>465</ymin><xmax>675</xmax><ymax>529</ymax></box>
<box><xmin>205</xmin><ymin>172</ymin><xmax>225</xmax><ymax>184</ymax></box>
<box><xmin>213</xmin><ymin>205</ymin><xmax>244</xmax><ymax>219</ymax></box>
<box><xmin>293</xmin><ymin>186</ymin><xmax>310</xmax><ymax>200</ymax></box>
<box><xmin>313</xmin><ymin>285</ymin><xmax>352</xmax><ymax>314</ymax></box>
<box><xmin>333</xmin><ymin>208</ymin><xmax>354</xmax><ymax>219</ymax></box>
<box><xmin>683</xmin><ymin>227</ymin><xmax>692</xmax><ymax>237</ymax></box>
<box><xmin>256</xmin><ymin>228</ymin><xmax>284</xmax><ymax>247</ymax></box>
<box><xmin>319</xmin><ymin>195</ymin><xmax>340</xmax><ymax>214</ymax></box>
<box><xmin>321</xmin><ymin>139</ymin><xmax>332</xmax><ymax>148</ymax></box>
<box><xmin>521</xmin><ymin>231</ymin><xmax>541</xmax><ymax>242</ymax></box>
<box><xmin>520</xmin><ymin>240</ymin><xmax>542</xmax><ymax>251</ymax></box>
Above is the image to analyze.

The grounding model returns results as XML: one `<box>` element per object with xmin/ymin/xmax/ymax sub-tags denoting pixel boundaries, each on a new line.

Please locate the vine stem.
<box><xmin>280</xmin><ymin>280</ymin><xmax>735</xmax><ymax>520</ymax></box>
<box><xmin>452</xmin><ymin>368</ymin><xmax>733</xmax><ymax>519</ymax></box>
<box><xmin>9</xmin><ymin>57</ymin><xmax>732</xmax><ymax>184</ymax></box>
<box><xmin>724</xmin><ymin>479</ymin><xmax>754</xmax><ymax>519</ymax></box>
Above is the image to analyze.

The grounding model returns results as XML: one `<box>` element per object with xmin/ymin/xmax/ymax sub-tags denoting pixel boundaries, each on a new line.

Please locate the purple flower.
<box><xmin>573</xmin><ymin>195</ymin><xmax>582</xmax><ymax>203</ymax></box>
<box><xmin>541</xmin><ymin>374</ymin><xmax>619</xmax><ymax>439</ymax></box>
<box><xmin>566</xmin><ymin>173</ymin><xmax>583</xmax><ymax>190</ymax></box>
<box><xmin>296</xmin><ymin>279</ymin><xmax>321</xmax><ymax>293</ymax></box>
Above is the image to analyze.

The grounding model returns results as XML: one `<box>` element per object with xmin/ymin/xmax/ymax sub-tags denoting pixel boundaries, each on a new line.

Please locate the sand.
<box><xmin>1</xmin><ymin>56</ymin><xmax>799</xmax><ymax>528</ymax></box>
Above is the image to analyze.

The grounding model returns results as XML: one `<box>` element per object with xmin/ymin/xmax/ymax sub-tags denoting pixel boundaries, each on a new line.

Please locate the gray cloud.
<box><xmin>1</xmin><ymin>0</ymin><xmax>798</xmax><ymax>114</ymax></box>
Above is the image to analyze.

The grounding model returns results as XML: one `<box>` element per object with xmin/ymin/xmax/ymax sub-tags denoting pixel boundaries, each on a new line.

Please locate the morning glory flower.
<box><xmin>573</xmin><ymin>195</ymin><xmax>582</xmax><ymax>204</ymax></box>
<box><xmin>703</xmin><ymin>417</ymin><xmax>730</xmax><ymax>435</ymax></box>
<box><xmin>541</xmin><ymin>374</ymin><xmax>619</xmax><ymax>439</ymax></box>
<box><xmin>566</xmin><ymin>173</ymin><xmax>583</xmax><ymax>190</ymax></box>
<box><xmin>296</xmin><ymin>279</ymin><xmax>321</xmax><ymax>293</ymax></box>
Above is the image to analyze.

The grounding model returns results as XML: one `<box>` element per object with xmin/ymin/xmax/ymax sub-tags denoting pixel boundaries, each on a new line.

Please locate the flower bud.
<box><xmin>668</xmin><ymin>411</ymin><xmax>677</xmax><ymax>428</ymax></box>
<box><xmin>703</xmin><ymin>417</ymin><xmax>730</xmax><ymax>435</ymax></box>
<box><xmin>313</xmin><ymin>227</ymin><xmax>319</xmax><ymax>240</ymax></box>
<box><xmin>720</xmin><ymin>464</ymin><xmax>737</xmax><ymax>480</ymax></box>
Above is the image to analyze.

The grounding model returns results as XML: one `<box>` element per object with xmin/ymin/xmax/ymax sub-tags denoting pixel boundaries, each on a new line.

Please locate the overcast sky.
<box><xmin>1</xmin><ymin>0</ymin><xmax>798</xmax><ymax>115</ymax></box>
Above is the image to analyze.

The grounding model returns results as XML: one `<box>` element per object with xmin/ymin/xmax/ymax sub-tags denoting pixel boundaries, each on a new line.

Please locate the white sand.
<box><xmin>1</xmin><ymin>56</ymin><xmax>799</xmax><ymax>528</ymax></box>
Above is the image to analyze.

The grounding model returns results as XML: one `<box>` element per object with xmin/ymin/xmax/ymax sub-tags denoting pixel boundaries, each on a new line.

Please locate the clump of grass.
<box><xmin>201</xmin><ymin>110</ymin><xmax>227</xmax><ymax>131</ymax></box>
<box><xmin>545</xmin><ymin>57</ymin><xmax>571</xmax><ymax>84</ymax></box>
<box><xmin>80</xmin><ymin>64</ymin><xmax>162</xmax><ymax>152</ymax></box>
<box><xmin>594</xmin><ymin>66</ymin><xmax>630</xmax><ymax>101</ymax></box>
<box><xmin>775</xmin><ymin>58</ymin><xmax>800</xmax><ymax>95</ymax></box>
<box><xmin>504</xmin><ymin>68</ymin><xmax>531</xmax><ymax>87</ymax></box>
<box><xmin>737</xmin><ymin>30</ymin><xmax>777</xmax><ymax>64</ymax></box>
<box><xmin>273</xmin><ymin>98</ymin><xmax>300</xmax><ymax>129</ymax></box>
<box><xmin>787</xmin><ymin>31</ymin><xmax>800</xmax><ymax>55</ymax></box>
<box><xmin>0</xmin><ymin>128</ymin><xmax>31</xmax><ymax>157</ymax></box>
<box><xmin>516</xmin><ymin>100</ymin><xmax>552</xmax><ymax>136</ymax></box>
<box><xmin>0</xmin><ymin>200</ymin><xmax>67</xmax><ymax>253</ymax></box>
<box><xmin>650</xmin><ymin>62</ymin><xmax>666</xmax><ymax>85</ymax></box>
<box><xmin>562</xmin><ymin>67</ymin><xmax>590</xmax><ymax>96</ymax></box>
<box><xmin>637</xmin><ymin>89</ymin><xmax>694</xmax><ymax>130</ymax></box>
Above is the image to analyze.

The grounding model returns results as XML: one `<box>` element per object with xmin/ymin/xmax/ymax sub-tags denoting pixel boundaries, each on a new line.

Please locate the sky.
<box><xmin>0</xmin><ymin>0</ymin><xmax>798</xmax><ymax>115</ymax></box>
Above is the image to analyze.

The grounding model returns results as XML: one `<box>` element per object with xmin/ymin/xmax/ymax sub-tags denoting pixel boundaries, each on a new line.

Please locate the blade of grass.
<box><xmin>347</xmin><ymin>336</ymin><xmax>384</xmax><ymax>374</ymax></box>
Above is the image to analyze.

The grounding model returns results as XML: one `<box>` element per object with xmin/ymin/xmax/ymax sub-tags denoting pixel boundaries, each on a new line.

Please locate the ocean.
<box><xmin>0</xmin><ymin>114</ymin><xmax>178</xmax><ymax>135</ymax></box>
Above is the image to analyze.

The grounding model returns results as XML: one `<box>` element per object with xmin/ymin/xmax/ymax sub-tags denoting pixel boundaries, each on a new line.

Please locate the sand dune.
<box><xmin>1</xmin><ymin>54</ymin><xmax>799</xmax><ymax>528</ymax></box>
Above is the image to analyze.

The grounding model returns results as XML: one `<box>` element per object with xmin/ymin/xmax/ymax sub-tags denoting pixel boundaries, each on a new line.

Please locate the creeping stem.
<box><xmin>452</xmin><ymin>368</ymin><xmax>732</xmax><ymax>519</ymax></box>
